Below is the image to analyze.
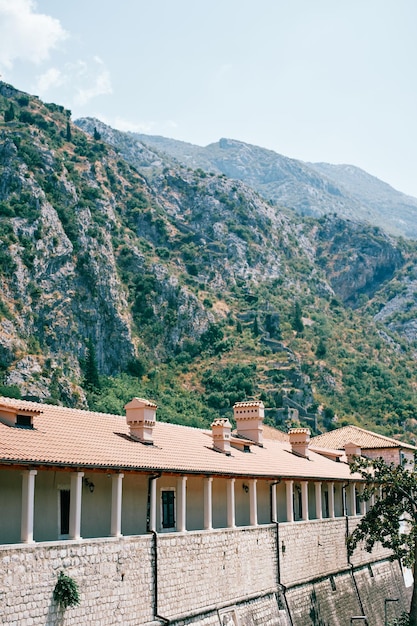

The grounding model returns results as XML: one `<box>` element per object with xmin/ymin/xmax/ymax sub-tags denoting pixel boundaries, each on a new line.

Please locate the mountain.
<box><xmin>90</xmin><ymin>127</ymin><xmax>417</xmax><ymax>240</ymax></box>
<box><xmin>1</xmin><ymin>82</ymin><xmax>417</xmax><ymax>442</ymax></box>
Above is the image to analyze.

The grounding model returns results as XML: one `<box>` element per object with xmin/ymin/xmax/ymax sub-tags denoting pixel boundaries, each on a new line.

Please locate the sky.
<box><xmin>1</xmin><ymin>0</ymin><xmax>417</xmax><ymax>197</ymax></box>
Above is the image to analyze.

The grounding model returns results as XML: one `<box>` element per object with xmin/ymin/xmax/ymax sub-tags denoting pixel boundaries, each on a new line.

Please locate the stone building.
<box><xmin>312</xmin><ymin>424</ymin><xmax>416</xmax><ymax>466</ymax></box>
<box><xmin>0</xmin><ymin>395</ymin><xmax>413</xmax><ymax>625</ymax></box>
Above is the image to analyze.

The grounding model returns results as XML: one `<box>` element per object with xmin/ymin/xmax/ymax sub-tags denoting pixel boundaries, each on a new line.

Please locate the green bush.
<box><xmin>53</xmin><ymin>571</ymin><xmax>80</xmax><ymax>610</ymax></box>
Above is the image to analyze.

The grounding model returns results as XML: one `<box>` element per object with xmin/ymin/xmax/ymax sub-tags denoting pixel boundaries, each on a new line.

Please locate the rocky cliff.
<box><xmin>1</xmin><ymin>83</ymin><xmax>417</xmax><ymax>440</ymax></box>
<box><xmin>99</xmin><ymin>127</ymin><xmax>417</xmax><ymax>239</ymax></box>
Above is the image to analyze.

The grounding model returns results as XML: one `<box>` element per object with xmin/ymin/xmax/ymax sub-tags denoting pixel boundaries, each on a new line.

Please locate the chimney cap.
<box><xmin>288</xmin><ymin>427</ymin><xmax>310</xmax><ymax>435</ymax></box>
<box><xmin>233</xmin><ymin>401</ymin><xmax>264</xmax><ymax>409</ymax></box>
<box><xmin>124</xmin><ymin>397</ymin><xmax>157</xmax><ymax>410</ymax></box>
<box><xmin>211</xmin><ymin>418</ymin><xmax>232</xmax><ymax>427</ymax></box>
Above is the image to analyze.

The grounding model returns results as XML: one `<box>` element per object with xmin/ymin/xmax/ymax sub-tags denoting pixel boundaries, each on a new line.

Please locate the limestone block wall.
<box><xmin>354</xmin><ymin>560</ymin><xmax>410</xmax><ymax>624</ymax></box>
<box><xmin>0</xmin><ymin>536</ymin><xmax>155</xmax><ymax>626</ymax></box>
<box><xmin>347</xmin><ymin>516</ymin><xmax>393</xmax><ymax>567</ymax></box>
<box><xmin>0</xmin><ymin>522</ymin><xmax>410</xmax><ymax>626</ymax></box>
<box><xmin>286</xmin><ymin>560</ymin><xmax>411</xmax><ymax>626</ymax></box>
<box><xmin>168</xmin><ymin>593</ymin><xmax>290</xmax><ymax>626</ymax></box>
<box><xmin>286</xmin><ymin>571</ymin><xmax>361</xmax><ymax>626</ymax></box>
<box><xmin>156</xmin><ymin>526</ymin><xmax>278</xmax><ymax>621</ymax></box>
<box><xmin>279</xmin><ymin>519</ymin><xmax>349</xmax><ymax>586</ymax></box>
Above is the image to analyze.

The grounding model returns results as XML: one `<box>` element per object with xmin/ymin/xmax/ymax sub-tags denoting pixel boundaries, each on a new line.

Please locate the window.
<box><xmin>59</xmin><ymin>489</ymin><xmax>70</xmax><ymax>536</ymax></box>
<box><xmin>324</xmin><ymin>490</ymin><xmax>329</xmax><ymax>518</ymax></box>
<box><xmin>16</xmin><ymin>414</ymin><xmax>33</xmax><ymax>429</ymax></box>
<box><xmin>355</xmin><ymin>488</ymin><xmax>361</xmax><ymax>515</ymax></box>
<box><xmin>293</xmin><ymin>485</ymin><xmax>302</xmax><ymax>520</ymax></box>
<box><xmin>161</xmin><ymin>490</ymin><xmax>175</xmax><ymax>529</ymax></box>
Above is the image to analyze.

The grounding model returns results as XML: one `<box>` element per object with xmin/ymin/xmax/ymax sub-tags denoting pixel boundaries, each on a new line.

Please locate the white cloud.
<box><xmin>34</xmin><ymin>57</ymin><xmax>112</xmax><ymax>107</ymax></box>
<box><xmin>72</xmin><ymin>57</ymin><xmax>113</xmax><ymax>106</ymax></box>
<box><xmin>0</xmin><ymin>0</ymin><xmax>67</xmax><ymax>70</ymax></box>
<box><xmin>35</xmin><ymin>67</ymin><xmax>63</xmax><ymax>92</ymax></box>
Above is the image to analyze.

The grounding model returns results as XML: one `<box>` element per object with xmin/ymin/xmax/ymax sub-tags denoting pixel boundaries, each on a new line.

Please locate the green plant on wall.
<box><xmin>53</xmin><ymin>570</ymin><xmax>80</xmax><ymax>609</ymax></box>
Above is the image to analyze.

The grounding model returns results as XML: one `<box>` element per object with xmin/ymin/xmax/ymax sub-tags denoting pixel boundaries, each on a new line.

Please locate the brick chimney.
<box><xmin>211</xmin><ymin>418</ymin><xmax>232</xmax><ymax>454</ymax></box>
<box><xmin>125</xmin><ymin>397</ymin><xmax>157</xmax><ymax>444</ymax></box>
<box><xmin>233</xmin><ymin>401</ymin><xmax>264</xmax><ymax>445</ymax></box>
<box><xmin>344</xmin><ymin>441</ymin><xmax>361</xmax><ymax>462</ymax></box>
<box><xmin>289</xmin><ymin>428</ymin><xmax>310</xmax><ymax>458</ymax></box>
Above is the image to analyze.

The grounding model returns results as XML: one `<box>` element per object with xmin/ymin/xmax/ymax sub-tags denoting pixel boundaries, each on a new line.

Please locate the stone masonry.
<box><xmin>0</xmin><ymin>519</ymin><xmax>410</xmax><ymax>625</ymax></box>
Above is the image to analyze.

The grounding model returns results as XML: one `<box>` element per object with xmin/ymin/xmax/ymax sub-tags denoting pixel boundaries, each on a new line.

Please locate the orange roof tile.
<box><xmin>0</xmin><ymin>396</ymin><xmax>359</xmax><ymax>481</ymax></box>
<box><xmin>262</xmin><ymin>425</ymin><xmax>289</xmax><ymax>442</ymax></box>
<box><xmin>311</xmin><ymin>425</ymin><xmax>416</xmax><ymax>451</ymax></box>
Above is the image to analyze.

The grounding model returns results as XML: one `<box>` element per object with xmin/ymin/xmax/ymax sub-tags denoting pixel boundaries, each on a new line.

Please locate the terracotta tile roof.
<box><xmin>311</xmin><ymin>425</ymin><xmax>416</xmax><ymax>451</ymax></box>
<box><xmin>262</xmin><ymin>425</ymin><xmax>289</xmax><ymax>442</ymax></box>
<box><xmin>0</xmin><ymin>396</ymin><xmax>358</xmax><ymax>481</ymax></box>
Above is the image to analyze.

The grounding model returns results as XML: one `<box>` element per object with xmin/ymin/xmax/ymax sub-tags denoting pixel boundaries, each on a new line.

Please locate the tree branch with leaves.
<box><xmin>348</xmin><ymin>454</ymin><xmax>417</xmax><ymax>626</ymax></box>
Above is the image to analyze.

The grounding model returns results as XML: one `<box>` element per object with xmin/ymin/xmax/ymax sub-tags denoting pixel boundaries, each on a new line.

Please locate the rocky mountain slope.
<box><xmin>92</xmin><ymin>126</ymin><xmax>417</xmax><ymax>239</ymax></box>
<box><xmin>1</xmin><ymin>82</ymin><xmax>417</xmax><ymax>441</ymax></box>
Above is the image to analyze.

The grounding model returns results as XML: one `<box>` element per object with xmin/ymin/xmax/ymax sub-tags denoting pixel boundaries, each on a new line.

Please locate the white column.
<box><xmin>271</xmin><ymin>483</ymin><xmax>277</xmax><ymax>523</ymax></box>
<box><xmin>176</xmin><ymin>476</ymin><xmax>187</xmax><ymax>532</ymax></box>
<box><xmin>227</xmin><ymin>478</ymin><xmax>235</xmax><ymax>528</ymax></box>
<box><xmin>301</xmin><ymin>481</ymin><xmax>309</xmax><ymax>521</ymax></box>
<box><xmin>285</xmin><ymin>480</ymin><xmax>294</xmax><ymax>522</ymax></box>
<box><xmin>69</xmin><ymin>471</ymin><xmax>84</xmax><ymax>540</ymax></box>
<box><xmin>315</xmin><ymin>481</ymin><xmax>322</xmax><ymax>520</ymax></box>
<box><xmin>249</xmin><ymin>479</ymin><xmax>258</xmax><ymax>526</ymax></box>
<box><xmin>149</xmin><ymin>476</ymin><xmax>157</xmax><ymax>532</ymax></box>
<box><xmin>110</xmin><ymin>473</ymin><xmax>124</xmax><ymax>537</ymax></box>
<box><xmin>21</xmin><ymin>470</ymin><xmax>37</xmax><ymax>543</ymax></box>
<box><xmin>349</xmin><ymin>482</ymin><xmax>356</xmax><ymax>516</ymax></box>
<box><xmin>204</xmin><ymin>477</ymin><xmax>213</xmax><ymax>530</ymax></box>
<box><xmin>328</xmin><ymin>482</ymin><xmax>335</xmax><ymax>519</ymax></box>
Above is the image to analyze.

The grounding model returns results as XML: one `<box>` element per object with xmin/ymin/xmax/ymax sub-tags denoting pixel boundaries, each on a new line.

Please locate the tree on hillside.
<box><xmin>292</xmin><ymin>301</ymin><xmax>304</xmax><ymax>334</ymax></box>
<box><xmin>84</xmin><ymin>338</ymin><xmax>100</xmax><ymax>391</ymax></box>
<box><xmin>4</xmin><ymin>103</ymin><xmax>15</xmax><ymax>122</ymax></box>
<box><xmin>347</xmin><ymin>455</ymin><xmax>417</xmax><ymax>626</ymax></box>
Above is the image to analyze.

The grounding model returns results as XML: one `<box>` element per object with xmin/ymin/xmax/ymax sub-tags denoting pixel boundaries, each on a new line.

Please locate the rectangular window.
<box><xmin>16</xmin><ymin>415</ymin><xmax>33</xmax><ymax>429</ymax></box>
<box><xmin>60</xmin><ymin>489</ymin><xmax>70</xmax><ymax>536</ymax></box>
<box><xmin>161</xmin><ymin>490</ymin><xmax>175</xmax><ymax>529</ymax></box>
<box><xmin>355</xmin><ymin>488</ymin><xmax>360</xmax><ymax>515</ymax></box>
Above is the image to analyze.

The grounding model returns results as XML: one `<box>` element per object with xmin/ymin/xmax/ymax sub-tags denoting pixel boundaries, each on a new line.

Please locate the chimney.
<box><xmin>344</xmin><ymin>442</ymin><xmax>361</xmax><ymax>462</ymax></box>
<box><xmin>211</xmin><ymin>418</ymin><xmax>232</xmax><ymax>454</ymax></box>
<box><xmin>289</xmin><ymin>428</ymin><xmax>310</xmax><ymax>458</ymax></box>
<box><xmin>233</xmin><ymin>401</ymin><xmax>264</xmax><ymax>445</ymax></box>
<box><xmin>125</xmin><ymin>397</ymin><xmax>157</xmax><ymax>444</ymax></box>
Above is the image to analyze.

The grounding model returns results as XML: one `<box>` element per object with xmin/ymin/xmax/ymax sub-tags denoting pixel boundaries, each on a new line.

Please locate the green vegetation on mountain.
<box><xmin>1</xmin><ymin>82</ymin><xmax>417</xmax><ymax>443</ymax></box>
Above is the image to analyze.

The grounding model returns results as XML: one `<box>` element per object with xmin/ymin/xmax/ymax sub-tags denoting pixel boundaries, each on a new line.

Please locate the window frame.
<box><xmin>160</xmin><ymin>487</ymin><xmax>176</xmax><ymax>531</ymax></box>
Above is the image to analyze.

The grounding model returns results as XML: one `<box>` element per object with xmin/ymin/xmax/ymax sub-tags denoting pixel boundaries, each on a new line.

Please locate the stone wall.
<box><xmin>1</xmin><ymin>536</ymin><xmax>155</xmax><ymax>626</ymax></box>
<box><xmin>156</xmin><ymin>526</ymin><xmax>278</xmax><ymax>621</ymax></box>
<box><xmin>0</xmin><ymin>527</ymin><xmax>279</xmax><ymax>626</ymax></box>
<box><xmin>0</xmin><ymin>521</ymin><xmax>410</xmax><ymax>625</ymax></box>
<box><xmin>279</xmin><ymin>518</ymin><xmax>348</xmax><ymax>586</ymax></box>
<box><xmin>286</xmin><ymin>561</ymin><xmax>410</xmax><ymax>626</ymax></box>
<box><xmin>347</xmin><ymin>516</ymin><xmax>393</xmax><ymax>568</ymax></box>
<box><xmin>286</xmin><ymin>571</ymin><xmax>361</xmax><ymax>626</ymax></box>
